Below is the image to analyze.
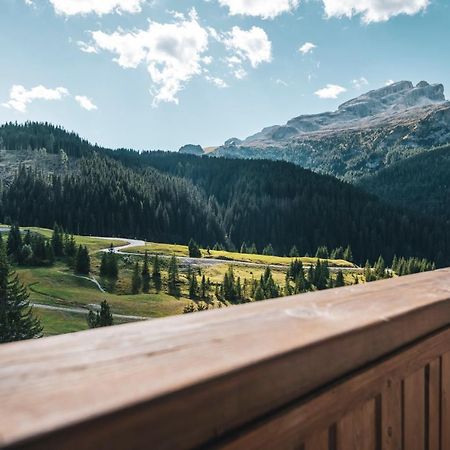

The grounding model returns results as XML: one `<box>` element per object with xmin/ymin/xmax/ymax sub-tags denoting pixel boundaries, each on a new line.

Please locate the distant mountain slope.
<box><xmin>1</xmin><ymin>122</ymin><xmax>449</xmax><ymax>265</ymax></box>
<box><xmin>212</xmin><ymin>81</ymin><xmax>450</xmax><ymax>180</ymax></box>
<box><xmin>358</xmin><ymin>145</ymin><xmax>450</xmax><ymax>222</ymax></box>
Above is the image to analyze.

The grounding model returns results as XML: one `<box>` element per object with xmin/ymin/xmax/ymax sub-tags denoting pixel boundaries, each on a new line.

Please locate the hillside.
<box><xmin>358</xmin><ymin>145</ymin><xmax>450</xmax><ymax>222</ymax></box>
<box><xmin>211</xmin><ymin>81</ymin><xmax>450</xmax><ymax>180</ymax></box>
<box><xmin>0</xmin><ymin>122</ymin><xmax>449</xmax><ymax>265</ymax></box>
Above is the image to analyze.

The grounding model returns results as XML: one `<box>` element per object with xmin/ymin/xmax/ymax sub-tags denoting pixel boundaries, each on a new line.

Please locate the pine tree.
<box><xmin>262</xmin><ymin>244</ymin><xmax>274</xmax><ymax>256</ymax></box>
<box><xmin>335</xmin><ymin>270</ymin><xmax>345</xmax><ymax>287</ymax></box>
<box><xmin>343</xmin><ymin>245</ymin><xmax>353</xmax><ymax>263</ymax></box>
<box><xmin>188</xmin><ymin>239</ymin><xmax>202</xmax><ymax>258</ymax></box>
<box><xmin>87</xmin><ymin>300</ymin><xmax>114</xmax><ymax>328</ymax></box>
<box><xmin>7</xmin><ymin>224</ymin><xmax>22</xmax><ymax>263</ymax></box>
<box><xmin>200</xmin><ymin>274</ymin><xmax>207</xmax><ymax>299</ymax></box>
<box><xmin>167</xmin><ymin>255</ymin><xmax>180</xmax><ymax>297</ymax></box>
<box><xmin>51</xmin><ymin>224</ymin><xmax>64</xmax><ymax>257</ymax></box>
<box><xmin>141</xmin><ymin>251</ymin><xmax>151</xmax><ymax>293</ymax></box>
<box><xmin>240</xmin><ymin>242</ymin><xmax>247</xmax><ymax>254</ymax></box>
<box><xmin>153</xmin><ymin>255</ymin><xmax>162</xmax><ymax>292</ymax></box>
<box><xmin>75</xmin><ymin>245</ymin><xmax>90</xmax><ymax>275</ymax></box>
<box><xmin>131</xmin><ymin>262</ymin><xmax>142</xmax><ymax>295</ymax></box>
<box><xmin>289</xmin><ymin>245</ymin><xmax>299</xmax><ymax>257</ymax></box>
<box><xmin>0</xmin><ymin>238</ymin><xmax>42</xmax><ymax>343</ymax></box>
<box><xmin>188</xmin><ymin>270</ymin><xmax>198</xmax><ymax>300</ymax></box>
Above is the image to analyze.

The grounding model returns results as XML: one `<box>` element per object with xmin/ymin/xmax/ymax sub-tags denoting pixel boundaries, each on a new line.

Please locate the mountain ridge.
<box><xmin>212</xmin><ymin>81</ymin><xmax>450</xmax><ymax>180</ymax></box>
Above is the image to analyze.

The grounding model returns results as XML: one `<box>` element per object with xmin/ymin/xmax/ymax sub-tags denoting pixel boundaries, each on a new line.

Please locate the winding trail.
<box><xmin>32</xmin><ymin>303</ymin><xmax>147</xmax><ymax>321</ymax></box>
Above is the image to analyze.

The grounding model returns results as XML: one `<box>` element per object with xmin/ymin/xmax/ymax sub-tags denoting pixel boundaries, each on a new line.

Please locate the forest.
<box><xmin>1</xmin><ymin>122</ymin><xmax>449</xmax><ymax>266</ymax></box>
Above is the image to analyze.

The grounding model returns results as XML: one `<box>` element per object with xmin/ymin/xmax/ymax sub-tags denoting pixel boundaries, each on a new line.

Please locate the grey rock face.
<box><xmin>179</xmin><ymin>144</ymin><xmax>204</xmax><ymax>155</ymax></box>
<box><xmin>212</xmin><ymin>81</ymin><xmax>450</xmax><ymax>180</ymax></box>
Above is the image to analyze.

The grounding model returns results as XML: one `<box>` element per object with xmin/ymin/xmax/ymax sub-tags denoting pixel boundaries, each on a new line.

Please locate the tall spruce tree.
<box><xmin>131</xmin><ymin>262</ymin><xmax>142</xmax><ymax>295</ymax></box>
<box><xmin>141</xmin><ymin>251</ymin><xmax>151</xmax><ymax>293</ymax></box>
<box><xmin>75</xmin><ymin>245</ymin><xmax>90</xmax><ymax>275</ymax></box>
<box><xmin>167</xmin><ymin>255</ymin><xmax>180</xmax><ymax>297</ymax></box>
<box><xmin>153</xmin><ymin>255</ymin><xmax>162</xmax><ymax>292</ymax></box>
<box><xmin>0</xmin><ymin>238</ymin><xmax>42</xmax><ymax>343</ymax></box>
<box><xmin>188</xmin><ymin>239</ymin><xmax>202</xmax><ymax>258</ymax></box>
<box><xmin>87</xmin><ymin>300</ymin><xmax>114</xmax><ymax>328</ymax></box>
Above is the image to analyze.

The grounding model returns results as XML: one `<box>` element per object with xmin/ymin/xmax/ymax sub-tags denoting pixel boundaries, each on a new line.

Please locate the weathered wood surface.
<box><xmin>1</xmin><ymin>269</ymin><xmax>450</xmax><ymax>449</ymax></box>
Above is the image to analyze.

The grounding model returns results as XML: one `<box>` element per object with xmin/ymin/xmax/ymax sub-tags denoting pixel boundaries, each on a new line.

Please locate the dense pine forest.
<box><xmin>358</xmin><ymin>145</ymin><xmax>450</xmax><ymax>223</ymax></box>
<box><xmin>0</xmin><ymin>122</ymin><xmax>449</xmax><ymax>266</ymax></box>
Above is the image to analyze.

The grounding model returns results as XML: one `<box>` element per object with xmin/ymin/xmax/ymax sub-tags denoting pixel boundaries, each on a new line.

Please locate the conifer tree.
<box><xmin>141</xmin><ymin>251</ymin><xmax>151</xmax><ymax>293</ymax></box>
<box><xmin>188</xmin><ymin>239</ymin><xmax>202</xmax><ymax>258</ymax></box>
<box><xmin>87</xmin><ymin>300</ymin><xmax>113</xmax><ymax>328</ymax></box>
<box><xmin>240</xmin><ymin>242</ymin><xmax>247</xmax><ymax>254</ymax></box>
<box><xmin>188</xmin><ymin>269</ymin><xmax>199</xmax><ymax>300</ymax></box>
<box><xmin>7</xmin><ymin>224</ymin><xmax>22</xmax><ymax>262</ymax></box>
<box><xmin>75</xmin><ymin>245</ymin><xmax>90</xmax><ymax>275</ymax></box>
<box><xmin>51</xmin><ymin>224</ymin><xmax>64</xmax><ymax>257</ymax></box>
<box><xmin>167</xmin><ymin>255</ymin><xmax>180</xmax><ymax>297</ymax></box>
<box><xmin>0</xmin><ymin>238</ymin><xmax>42</xmax><ymax>343</ymax></box>
<box><xmin>131</xmin><ymin>262</ymin><xmax>142</xmax><ymax>295</ymax></box>
<box><xmin>289</xmin><ymin>245</ymin><xmax>299</xmax><ymax>257</ymax></box>
<box><xmin>152</xmin><ymin>254</ymin><xmax>162</xmax><ymax>292</ymax></box>
<box><xmin>335</xmin><ymin>270</ymin><xmax>345</xmax><ymax>287</ymax></box>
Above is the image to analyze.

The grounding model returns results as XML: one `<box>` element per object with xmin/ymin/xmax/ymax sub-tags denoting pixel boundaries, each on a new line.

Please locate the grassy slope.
<box><xmin>129</xmin><ymin>242</ymin><xmax>353</xmax><ymax>267</ymax></box>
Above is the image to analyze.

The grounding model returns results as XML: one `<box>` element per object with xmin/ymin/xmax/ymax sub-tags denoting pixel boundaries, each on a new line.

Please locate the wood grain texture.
<box><xmin>404</xmin><ymin>369</ymin><xmax>425</xmax><ymax>450</ymax></box>
<box><xmin>303</xmin><ymin>429</ymin><xmax>328</xmax><ymax>450</ymax></box>
<box><xmin>337</xmin><ymin>399</ymin><xmax>376</xmax><ymax>450</ymax></box>
<box><xmin>442</xmin><ymin>352</ymin><xmax>450</xmax><ymax>450</ymax></box>
<box><xmin>0</xmin><ymin>269</ymin><xmax>450</xmax><ymax>449</ymax></box>
<box><xmin>428</xmin><ymin>359</ymin><xmax>440</xmax><ymax>450</ymax></box>
<box><xmin>382</xmin><ymin>378</ymin><xmax>402</xmax><ymax>450</ymax></box>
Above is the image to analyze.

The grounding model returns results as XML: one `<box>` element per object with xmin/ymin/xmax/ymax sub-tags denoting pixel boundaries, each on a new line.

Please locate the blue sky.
<box><xmin>0</xmin><ymin>0</ymin><xmax>449</xmax><ymax>150</ymax></box>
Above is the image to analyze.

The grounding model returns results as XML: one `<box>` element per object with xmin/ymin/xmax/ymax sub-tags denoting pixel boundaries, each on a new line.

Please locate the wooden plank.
<box><xmin>404</xmin><ymin>369</ymin><xmax>425</xmax><ymax>450</ymax></box>
<box><xmin>442</xmin><ymin>352</ymin><xmax>450</xmax><ymax>450</ymax></box>
<box><xmin>428</xmin><ymin>359</ymin><xmax>440</xmax><ymax>450</ymax></box>
<box><xmin>304</xmin><ymin>429</ymin><xmax>328</xmax><ymax>450</ymax></box>
<box><xmin>1</xmin><ymin>269</ymin><xmax>450</xmax><ymax>449</ymax></box>
<box><xmin>381</xmin><ymin>378</ymin><xmax>402</xmax><ymax>450</ymax></box>
<box><xmin>337</xmin><ymin>399</ymin><xmax>376</xmax><ymax>450</ymax></box>
<box><xmin>218</xmin><ymin>327</ymin><xmax>450</xmax><ymax>450</ymax></box>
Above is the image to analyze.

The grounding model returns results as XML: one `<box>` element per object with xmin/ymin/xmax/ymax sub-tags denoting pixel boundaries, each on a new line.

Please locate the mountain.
<box><xmin>358</xmin><ymin>144</ymin><xmax>450</xmax><ymax>223</ymax></box>
<box><xmin>179</xmin><ymin>144</ymin><xmax>204</xmax><ymax>156</ymax></box>
<box><xmin>1</xmin><ymin>122</ymin><xmax>449</xmax><ymax>265</ymax></box>
<box><xmin>212</xmin><ymin>81</ymin><xmax>450</xmax><ymax>180</ymax></box>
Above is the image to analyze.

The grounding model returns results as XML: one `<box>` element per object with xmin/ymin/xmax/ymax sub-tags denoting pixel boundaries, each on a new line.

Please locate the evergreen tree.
<box><xmin>167</xmin><ymin>255</ymin><xmax>180</xmax><ymax>297</ymax></box>
<box><xmin>64</xmin><ymin>234</ymin><xmax>77</xmax><ymax>258</ymax></box>
<box><xmin>240</xmin><ymin>242</ymin><xmax>248</xmax><ymax>254</ymax></box>
<box><xmin>200</xmin><ymin>274</ymin><xmax>208</xmax><ymax>299</ymax></box>
<box><xmin>188</xmin><ymin>268</ymin><xmax>199</xmax><ymax>300</ymax></box>
<box><xmin>141</xmin><ymin>251</ymin><xmax>151</xmax><ymax>293</ymax></box>
<box><xmin>0</xmin><ymin>239</ymin><xmax>42</xmax><ymax>343</ymax></box>
<box><xmin>87</xmin><ymin>300</ymin><xmax>114</xmax><ymax>328</ymax></box>
<box><xmin>152</xmin><ymin>255</ymin><xmax>162</xmax><ymax>292</ymax></box>
<box><xmin>99</xmin><ymin>245</ymin><xmax>118</xmax><ymax>279</ymax></box>
<box><xmin>188</xmin><ymin>239</ymin><xmax>202</xmax><ymax>258</ymax></box>
<box><xmin>262</xmin><ymin>244</ymin><xmax>275</xmax><ymax>256</ymax></box>
<box><xmin>51</xmin><ymin>224</ymin><xmax>64</xmax><ymax>257</ymax></box>
<box><xmin>289</xmin><ymin>245</ymin><xmax>299</xmax><ymax>257</ymax></box>
<box><xmin>7</xmin><ymin>224</ymin><xmax>22</xmax><ymax>262</ymax></box>
<box><xmin>343</xmin><ymin>245</ymin><xmax>353</xmax><ymax>263</ymax></box>
<box><xmin>131</xmin><ymin>262</ymin><xmax>142</xmax><ymax>295</ymax></box>
<box><xmin>75</xmin><ymin>245</ymin><xmax>90</xmax><ymax>275</ymax></box>
<box><xmin>335</xmin><ymin>270</ymin><xmax>345</xmax><ymax>287</ymax></box>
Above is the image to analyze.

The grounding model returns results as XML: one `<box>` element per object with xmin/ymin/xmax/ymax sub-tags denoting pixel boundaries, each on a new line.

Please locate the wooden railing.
<box><xmin>1</xmin><ymin>269</ymin><xmax>450</xmax><ymax>449</ymax></box>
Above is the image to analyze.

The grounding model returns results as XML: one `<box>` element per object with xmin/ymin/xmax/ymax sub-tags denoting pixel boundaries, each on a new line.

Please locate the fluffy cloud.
<box><xmin>217</xmin><ymin>0</ymin><xmax>300</xmax><ymax>19</ymax></box>
<box><xmin>90</xmin><ymin>9</ymin><xmax>209</xmax><ymax>105</ymax></box>
<box><xmin>46</xmin><ymin>0</ymin><xmax>145</xmax><ymax>16</ymax></box>
<box><xmin>205</xmin><ymin>76</ymin><xmax>228</xmax><ymax>88</ymax></box>
<box><xmin>299</xmin><ymin>42</ymin><xmax>316</xmax><ymax>55</ymax></box>
<box><xmin>315</xmin><ymin>84</ymin><xmax>347</xmax><ymax>99</ymax></box>
<box><xmin>75</xmin><ymin>95</ymin><xmax>98</xmax><ymax>111</ymax></box>
<box><xmin>322</xmin><ymin>0</ymin><xmax>429</xmax><ymax>23</ymax></box>
<box><xmin>2</xmin><ymin>85</ymin><xmax>69</xmax><ymax>112</ymax></box>
<box><xmin>224</xmin><ymin>26</ymin><xmax>272</xmax><ymax>69</ymax></box>
<box><xmin>352</xmin><ymin>77</ymin><xmax>369</xmax><ymax>89</ymax></box>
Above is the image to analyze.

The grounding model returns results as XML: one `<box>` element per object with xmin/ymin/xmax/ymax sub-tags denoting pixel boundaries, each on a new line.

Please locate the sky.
<box><xmin>0</xmin><ymin>0</ymin><xmax>449</xmax><ymax>151</ymax></box>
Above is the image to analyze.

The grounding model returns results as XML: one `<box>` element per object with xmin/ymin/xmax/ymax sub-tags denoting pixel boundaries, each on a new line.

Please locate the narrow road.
<box><xmin>32</xmin><ymin>303</ymin><xmax>148</xmax><ymax>321</ymax></box>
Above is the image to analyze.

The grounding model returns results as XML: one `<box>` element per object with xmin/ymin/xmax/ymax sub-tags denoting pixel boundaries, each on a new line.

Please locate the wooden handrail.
<box><xmin>1</xmin><ymin>269</ymin><xmax>450</xmax><ymax>449</ymax></box>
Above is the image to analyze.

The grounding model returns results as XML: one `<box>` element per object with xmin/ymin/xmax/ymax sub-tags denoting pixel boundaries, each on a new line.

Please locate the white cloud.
<box><xmin>75</xmin><ymin>95</ymin><xmax>98</xmax><ymax>111</ymax></box>
<box><xmin>299</xmin><ymin>42</ymin><xmax>316</xmax><ymax>55</ymax></box>
<box><xmin>77</xmin><ymin>41</ymin><xmax>98</xmax><ymax>54</ymax></box>
<box><xmin>217</xmin><ymin>0</ymin><xmax>300</xmax><ymax>19</ymax></box>
<box><xmin>223</xmin><ymin>26</ymin><xmax>272</xmax><ymax>69</ymax></box>
<box><xmin>46</xmin><ymin>0</ymin><xmax>146</xmax><ymax>16</ymax></box>
<box><xmin>205</xmin><ymin>76</ymin><xmax>228</xmax><ymax>88</ymax></box>
<box><xmin>385</xmin><ymin>79</ymin><xmax>395</xmax><ymax>86</ymax></box>
<box><xmin>2</xmin><ymin>85</ymin><xmax>69</xmax><ymax>112</ymax></box>
<box><xmin>315</xmin><ymin>84</ymin><xmax>347</xmax><ymax>99</ymax></box>
<box><xmin>275</xmin><ymin>79</ymin><xmax>289</xmax><ymax>87</ymax></box>
<box><xmin>90</xmin><ymin>9</ymin><xmax>209</xmax><ymax>105</ymax></box>
<box><xmin>322</xmin><ymin>0</ymin><xmax>429</xmax><ymax>23</ymax></box>
<box><xmin>352</xmin><ymin>77</ymin><xmax>369</xmax><ymax>89</ymax></box>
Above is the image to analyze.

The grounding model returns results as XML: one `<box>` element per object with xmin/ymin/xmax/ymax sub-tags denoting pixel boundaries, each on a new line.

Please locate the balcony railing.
<box><xmin>1</xmin><ymin>269</ymin><xmax>450</xmax><ymax>449</ymax></box>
